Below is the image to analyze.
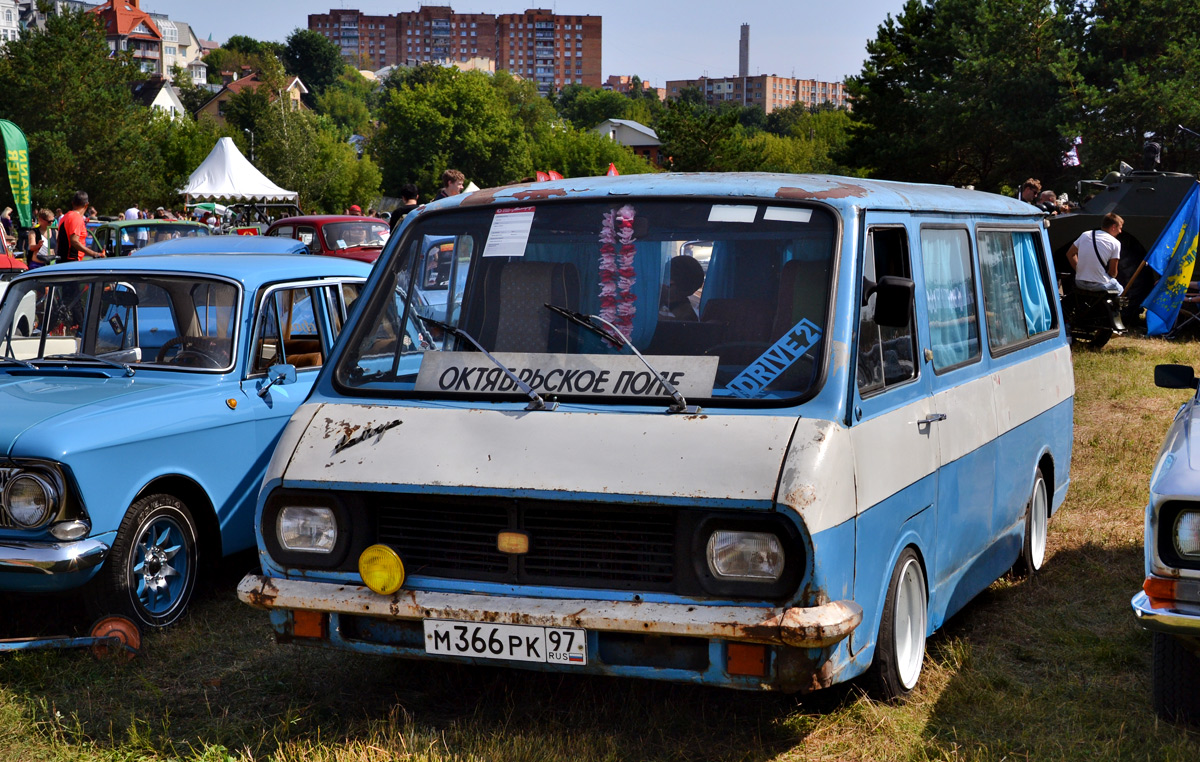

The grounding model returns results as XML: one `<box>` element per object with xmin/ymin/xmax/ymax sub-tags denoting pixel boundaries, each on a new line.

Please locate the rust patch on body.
<box><xmin>775</xmin><ymin>184</ymin><xmax>868</xmax><ymax>201</ymax></box>
<box><xmin>512</xmin><ymin>188</ymin><xmax>569</xmax><ymax>202</ymax></box>
<box><xmin>785</xmin><ymin>484</ymin><xmax>818</xmax><ymax>510</ymax></box>
<box><xmin>243</xmin><ymin>577</ymin><xmax>279</xmax><ymax>609</ymax></box>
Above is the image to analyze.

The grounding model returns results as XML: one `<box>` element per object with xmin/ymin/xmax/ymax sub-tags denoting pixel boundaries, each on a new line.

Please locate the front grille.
<box><xmin>0</xmin><ymin>468</ymin><xmax>15</xmax><ymax>528</ymax></box>
<box><xmin>375</xmin><ymin>497</ymin><xmax>676</xmax><ymax>591</ymax></box>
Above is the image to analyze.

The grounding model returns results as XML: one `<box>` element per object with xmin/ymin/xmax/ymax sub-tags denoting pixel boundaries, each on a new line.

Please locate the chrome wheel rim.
<box><xmin>1031</xmin><ymin>476</ymin><xmax>1048</xmax><ymax>570</ymax></box>
<box><xmin>894</xmin><ymin>557</ymin><xmax>927</xmax><ymax>691</ymax></box>
<box><xmin>132</xmin><ymin>515</ymin><xmax>190</xmax><ymax>617</ymax></box>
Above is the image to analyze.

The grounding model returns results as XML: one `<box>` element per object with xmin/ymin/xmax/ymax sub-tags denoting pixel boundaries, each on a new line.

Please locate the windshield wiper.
<box><xmin>416</xmin><ymin>315</ymin><xmax>556</xmax><ymax>411</ymax></box>
<box><xmin>544</xmin><ymin>303</ymin><xmax>699</xmax><ymax>414</ymax></box>
<box><xmin>44</xmin><ymin>353</ymin><xmax>135</xmax><ymax>377</ymax></box>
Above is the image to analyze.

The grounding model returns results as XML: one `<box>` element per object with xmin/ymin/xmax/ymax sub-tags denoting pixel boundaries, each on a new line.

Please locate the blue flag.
<box><xmin>1143</xmin><ymin>183</ymin><xmax>1200</xmax><ymax>336</ymax></box>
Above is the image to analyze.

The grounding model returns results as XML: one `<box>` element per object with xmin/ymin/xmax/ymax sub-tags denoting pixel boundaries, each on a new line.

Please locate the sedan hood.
<box><xmin>0</xmin><ymin>372</ymin><xmax>208</xmax><ymax>460</ymax></box>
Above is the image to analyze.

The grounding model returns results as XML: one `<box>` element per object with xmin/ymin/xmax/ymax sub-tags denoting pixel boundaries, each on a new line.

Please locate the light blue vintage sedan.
<box><xmin>1133</xmin><ymin>363</ymin><xmax>1200</xmax><ymax>723</ymax></box>
<box><xmin>0</xmin><ymin>253</ymin><xmax>372</xmax><ymax>628</ymax></box>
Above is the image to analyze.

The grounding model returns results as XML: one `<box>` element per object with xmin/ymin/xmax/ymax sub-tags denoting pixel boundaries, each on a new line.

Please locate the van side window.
<box><xmin>921</xmin><ymin>228</ymin><xmax>980</xmax><ymax>371</ymax></box>
<box><xmin>978</xmin><ymin>229</ymin><xmax>1057</xmax><ymax>351</ymax></box>
<box><xmin>858</xmin><ymin>227</ymin><xmax>917</xmax><ymax>396</ymax></box>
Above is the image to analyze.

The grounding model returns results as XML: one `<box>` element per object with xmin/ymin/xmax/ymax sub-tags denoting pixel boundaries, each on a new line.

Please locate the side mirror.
<box><xmin>870</xmin><ymin>276</ymin><xmax>915</xmax><ymax>328</ymax></box>
<box><xmin>1155</xmin><ymin>363</ymin><xmax>1199</xmax><ymax>390</ymax></box>
<box><xmin>257</xmin><ymin>363</ymin><xmax>297</xmax><ymax>397</ymax></box>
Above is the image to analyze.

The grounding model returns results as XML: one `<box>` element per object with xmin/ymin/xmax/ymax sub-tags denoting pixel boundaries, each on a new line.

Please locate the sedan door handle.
<box><xmin>917</xmin><ymin>413</ymin><xmax>947</xmax><ymax>426</ymax></box>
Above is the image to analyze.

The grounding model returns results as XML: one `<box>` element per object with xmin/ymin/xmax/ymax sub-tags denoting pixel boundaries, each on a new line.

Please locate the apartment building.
<box><xmin>665</xmin><ymin>74</ymin><xmax>849</xmax><ymax>113</ymax></box>
<box><xmin>308</xmin><ymin>6</ymin><xmax>601</xmax><ymax>94</ymax></box>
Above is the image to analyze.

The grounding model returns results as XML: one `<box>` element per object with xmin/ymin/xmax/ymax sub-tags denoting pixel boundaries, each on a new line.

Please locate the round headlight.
<box><xmin>1175</xmin><ymin>511</ymin><xmax>1200</xmax><ymax>558</ymax></box>
<box><xmin>359</xmin><ymin>544</ymin><xmax>405</xmax><ymax>595</ymax></box>
<box><xmin>4</xmin><ymin>473</ymin><xmax>56</xmax><ymax>528</ymax></box>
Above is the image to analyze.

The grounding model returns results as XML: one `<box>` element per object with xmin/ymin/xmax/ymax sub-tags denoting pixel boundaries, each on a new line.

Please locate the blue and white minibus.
<box><xmin>238</xmin><ymin>173</ymin><xmax>1073</xmax><ymax>695</ymax></box>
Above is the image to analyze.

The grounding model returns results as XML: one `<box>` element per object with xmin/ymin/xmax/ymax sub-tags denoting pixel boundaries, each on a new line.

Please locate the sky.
<box><xmin>141</xmin><ymin>0</ymin><xmax>909</xmax><ymax>85</ymax></box>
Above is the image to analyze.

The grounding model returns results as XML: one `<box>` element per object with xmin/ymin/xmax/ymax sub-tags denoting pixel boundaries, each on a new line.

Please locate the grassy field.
<box><xmin>3</xmin><ymin>335</ymin><xmax>1200</xmax><ymax>761</ymax></box>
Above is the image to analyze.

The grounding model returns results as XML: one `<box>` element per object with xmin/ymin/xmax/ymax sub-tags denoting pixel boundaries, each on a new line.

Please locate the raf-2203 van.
<box><xmin>238</xmin><ymin>173</ymin><xmax>1073</xmax><ymax>696</ymax></box>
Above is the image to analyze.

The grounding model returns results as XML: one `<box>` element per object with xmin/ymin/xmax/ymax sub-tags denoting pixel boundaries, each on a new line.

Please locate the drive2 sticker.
<box><xmin>481</xmin><ymin>206</ymin><xmax>535</xmax><ymax>258</ymax></box>
<box><xmin>726</xmin><ymin>319</ymin><xmax>822</xmax><ymax>398</ymax></box>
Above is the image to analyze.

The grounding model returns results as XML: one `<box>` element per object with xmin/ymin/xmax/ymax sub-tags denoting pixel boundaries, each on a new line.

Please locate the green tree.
<box><xmin>842</xmin><ymin>0</ymin><xmax>1077</xmax><ymax>190</ymax></box>
<box><xmin>1066</xmin><ymin>0</ymin><xmax>1200</xmax><ymax>175</ymax></box>
<box><xmin>554</xmin><ymin>84</ymin><xmax>629</xmax><ymax>128</ymax></box>
<box><xmin>656</xmin><ymin>99</ymin><xmax>762</xmax><ymax>171</ymax></box>
<box><xmin>283</xmin><ymin>29</ymin><xmax>344</xmax><ymax>101</ymax></box>
<box><xmin>530</xmin><ymin>126</ymin><xmax>654</xmax><ymax>178</ymax></box>
<box><xmin>145</xmin><ymin>114</ymin><xmax>234</xmax><ymax>207</ymax></box>
<box><xmin>0</xmin><ymin>9</ymin><xmax>161</xmax><ymax>210</ymax></box>
<box><xmin>372</xmin><ymin>68</ymin><xmax>529</xmax><ymax>196</ymax></box>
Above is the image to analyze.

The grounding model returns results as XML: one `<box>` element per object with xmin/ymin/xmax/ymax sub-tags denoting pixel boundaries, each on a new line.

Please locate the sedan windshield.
<box><xmin>323</xmin><ymin>221</ymin><xmax>390</xmax><ymax>251</ymax></box>
<box><xmin>336</xmin><ymin>199</ymin><xmax>837</xmax><ymax>404</ymax></box>
<box><xmin>0</xmin><ymin>274</ymin><xmax>238</xmax><ymax>371</ymax></box>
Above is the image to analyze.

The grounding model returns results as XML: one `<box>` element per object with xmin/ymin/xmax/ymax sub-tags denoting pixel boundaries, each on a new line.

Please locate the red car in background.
<box><xmin>263</xmin><ymin>215</ymin><xmax>390</xmax><ymax>264</ymax></box>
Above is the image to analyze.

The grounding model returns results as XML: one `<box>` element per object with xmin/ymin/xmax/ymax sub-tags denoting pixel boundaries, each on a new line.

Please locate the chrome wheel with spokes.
<box><xmin>91</xmin><ymin>494</ymin><xmax>199</xmax><ymax>629</ymax></box>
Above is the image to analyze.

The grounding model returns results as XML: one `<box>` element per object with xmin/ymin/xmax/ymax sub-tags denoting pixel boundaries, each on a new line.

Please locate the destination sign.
<box><xmin>415</xmin><ymin>352</ymin><xmax>719</xmax><ymax>398</ymax></box>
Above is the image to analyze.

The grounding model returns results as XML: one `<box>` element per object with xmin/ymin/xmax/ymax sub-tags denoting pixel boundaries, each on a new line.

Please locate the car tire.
<box><xmin>92</xmin><ymin>494</ymin><xmax>199</xmax><ymax>629</ymax></box>
<box><xmin>867</xmin><ymin>547</ymin><xmax>927</xmax><ymax>701</ymax></box>
<box><xmin>1153</xmin><ymin>632</ymin><xmax>1200</xmax><ymax>724</ymax></box>
<box><xmin>1087</xmin><ymin>328</ymin><xmax>1113</xmax><ymax>349</ymax></box>
<box><xmin>1011</xmin><ymin>467</ymin><xmax>1049</xmax><ymax>579</ymax></box>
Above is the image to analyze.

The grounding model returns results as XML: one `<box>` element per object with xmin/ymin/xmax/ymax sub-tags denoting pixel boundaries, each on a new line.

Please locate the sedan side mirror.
<box><xmin>257</xmin><ymin>363</ymin><xmax>297</xmax><ymax>398</ymax></box>
<box><xmin>1154</xmin><ymin>363</ymin><xmax>1199</xmax><ymax>390</ymax></box>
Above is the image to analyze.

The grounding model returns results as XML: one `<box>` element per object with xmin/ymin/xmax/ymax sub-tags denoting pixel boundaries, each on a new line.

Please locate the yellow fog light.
<box><xmin>359</xmin><ymin>544</ymin><xmax>405</xmax><ymax>595</ymax></box>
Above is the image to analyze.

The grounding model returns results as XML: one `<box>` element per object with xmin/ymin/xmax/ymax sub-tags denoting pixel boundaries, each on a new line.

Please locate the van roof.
<box><xmin>443</xmin><ymin>172</ymin><xmax>1040</xmax><ymax>218</ymax></box>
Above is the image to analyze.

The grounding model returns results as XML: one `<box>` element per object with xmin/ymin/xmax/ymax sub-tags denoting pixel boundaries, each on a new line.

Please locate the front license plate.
<box><xmin>423</xmin><ymin>620</ymin><xmax>587</xmax><ymax>665</ymax></box>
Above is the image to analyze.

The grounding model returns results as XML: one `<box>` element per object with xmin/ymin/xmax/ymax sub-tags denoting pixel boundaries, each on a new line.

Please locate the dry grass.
<box><xmin>3</xmin><ymin>335</ymin><xmax>1200</xmax><ymax>761</ymax></box>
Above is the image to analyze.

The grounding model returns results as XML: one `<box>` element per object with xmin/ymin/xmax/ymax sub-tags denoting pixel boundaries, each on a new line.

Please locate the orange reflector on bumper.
<box><xmin>1144</xmin><ymin>576</ymin><xmax>1178</xmax><ymax>609</ymax></box>
<box><xmin>292</xmin><ymin>610</ymin><xmax>327</xmax><ymax>639</ymax></box>
<box><xmin>726</xmin><ymin>643</ymin><xmax>767</xmax><ymax>677</ymax></box>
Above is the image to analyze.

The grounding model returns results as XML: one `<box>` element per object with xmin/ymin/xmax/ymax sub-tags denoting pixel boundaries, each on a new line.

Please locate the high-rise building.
<box><xmin>308</xmin><ymin>6</ymin><xmax>601</xmax><ymax>95</ymax></box>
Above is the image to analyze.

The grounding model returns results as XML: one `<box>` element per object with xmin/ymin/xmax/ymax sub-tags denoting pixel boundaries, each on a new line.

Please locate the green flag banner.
<box><xmin>0</xmin><ymin>120</ymin><xmax>30</xmax><ymax>228</ymax></box>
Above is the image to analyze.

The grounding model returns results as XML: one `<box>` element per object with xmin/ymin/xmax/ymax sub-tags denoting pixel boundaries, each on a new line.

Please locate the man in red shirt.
<box><xmin>58</xmin><ymin>191</ymin><xmax>103</xmax><ymax>261</ymax></box>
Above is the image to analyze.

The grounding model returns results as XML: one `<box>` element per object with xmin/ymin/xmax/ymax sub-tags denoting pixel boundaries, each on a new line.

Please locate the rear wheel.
<box><xmin>90</xmin><ymin>494</ymin><xmax>198</xmax><ymax>629</ymax></box>
<box><xmin>1087</xmin><ymin>328</ymin><xmax>1113</xmax><ymax>349</ymax></box>
<box><xmin>1153</xmin><ymin>633</ymin><xmax>1200</xmax><ymax>724</ymax></box>
<box><xmin>1011</xmin><ymin>467</ymin><xmax>1048</xmax><ymax>578</ymax></box>
<box><xmin>867</xmin><ymin>548</ymin><xmax>927</xmax><ymax>701</ymax></box>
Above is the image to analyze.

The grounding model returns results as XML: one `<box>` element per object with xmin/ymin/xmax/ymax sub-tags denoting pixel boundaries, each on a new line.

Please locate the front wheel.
<box><xmin>1087</xmin><ymin>328</ymin><xmax>1113</xmax><ymax>349</ymax></box>
<box><xmin>1153</xmin><ymin>633</ymin><xmax>1200</xmax><ymax>724</ymax></box>
<box><xmin>867</xmin><ymin>548</ymin><xmax>927</xmax><ymax>701</ymax></box>
<box><xmin>91</xmin><ymin>494</ymin><xmax>199</xmax><ymax>629</ymax></box>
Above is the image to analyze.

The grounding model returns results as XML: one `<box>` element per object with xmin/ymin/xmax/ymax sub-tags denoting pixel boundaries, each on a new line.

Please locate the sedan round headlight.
<box><xmin>4</xmin><ymin>473</ymin><xmax>57</xmax><ymax>528</ymax></box>
<box><xmin>706</xmin><ymin>530</ymin><xmax>784</xmax><ymax>581</ymax></box>
<box><xmin>1175</xmin><ymin>511</ymin><xmax>1200</xmax><ymax>558</ymax></box>
<box><xmin>277</xmin><ymin>506</ymin><xmax>337</xmax><ymax>553</ymax></box>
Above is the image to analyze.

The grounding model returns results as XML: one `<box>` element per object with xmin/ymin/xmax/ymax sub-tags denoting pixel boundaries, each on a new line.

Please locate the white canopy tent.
<box><xmin>178</xmin><ymin>137</ymin><xmax>297</xmax><ymax>203</ymax></box>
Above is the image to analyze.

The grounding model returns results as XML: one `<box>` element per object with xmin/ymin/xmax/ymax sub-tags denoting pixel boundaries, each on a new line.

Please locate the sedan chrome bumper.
<box><xmin>1132</xmin><ymin>590</ymin><xmax>1200</xmax><ymax>636</ymax></box>
<box><xmin>0</xmin><ymin>538</ymin><xmax>108</xmax><ymax>574</ymax></box>
<box><xmin>238</xmin><ymin>573</ymin><xmax>863</xmax><ymax>648</ymax></box>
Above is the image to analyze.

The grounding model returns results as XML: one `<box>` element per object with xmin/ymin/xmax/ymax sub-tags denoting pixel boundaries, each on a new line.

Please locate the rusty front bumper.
<box><xmin>238</xmin><ymin>573</ymin><xmax>862</xmax><ymax>649</ymax></box>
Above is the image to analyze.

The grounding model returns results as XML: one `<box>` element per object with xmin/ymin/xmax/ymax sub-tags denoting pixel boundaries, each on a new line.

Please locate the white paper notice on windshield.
<box><xmin>416</xmin><ymin>353</ymin><xmax>719</xmax><ymax>399</ymax></box>
<box><xmin>481</xmin><ymin>206</ymin><xmax>535</xmax><ymax>258</ymax></box>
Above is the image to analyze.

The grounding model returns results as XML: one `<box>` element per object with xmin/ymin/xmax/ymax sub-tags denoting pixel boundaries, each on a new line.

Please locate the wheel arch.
<box><xmin>134</xmin><ymin>475</ymin><xmax>221</xmax><ymax>571</ymax></box>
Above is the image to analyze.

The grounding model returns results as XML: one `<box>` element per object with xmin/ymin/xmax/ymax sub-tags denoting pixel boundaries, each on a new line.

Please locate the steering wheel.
<box><xmin>155</xmin><ymin>336</ymin><xmax>226</xmax><ymax>369</ymax></box>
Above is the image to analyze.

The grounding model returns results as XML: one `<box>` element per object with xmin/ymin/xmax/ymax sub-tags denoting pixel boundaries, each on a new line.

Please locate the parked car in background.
<box><xmin>91</xmin><ymin>219</ymin><xmax>211</xmax><ymax>258</ymax></box>
<box><xmin>1133</xmin><ymin>363</ymin><xmax>1200</xmax><ymax>723</ymax></box>
<box><xmin>264</xmin><ymin>215</ymin><xmax>390</xmax><ymax>264</ymax></box>
<box><xmin>0</xmin><ymin>253</ymin><xmax>372</xmax><ymax>628</ymax></box>
<box><xmin>134</xmin><ymin>236</ymin><xmax>309</xmax><ymax>257</ymax></box>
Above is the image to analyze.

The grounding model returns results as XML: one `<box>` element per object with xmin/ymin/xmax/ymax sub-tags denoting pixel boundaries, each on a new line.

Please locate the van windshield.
<box><xmin>335</xmin><ymin>199</ymin><xmax>838</xmax><ymax>403</ymax></box>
